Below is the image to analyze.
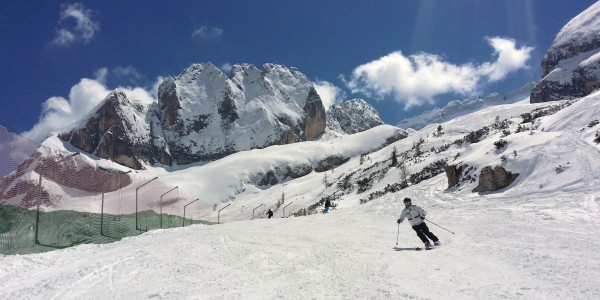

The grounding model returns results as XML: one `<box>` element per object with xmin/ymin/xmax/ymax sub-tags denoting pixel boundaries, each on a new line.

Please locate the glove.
<box><xmin>420</xmin><ymin>215</ymin><xmax>425</xmax><ymax>220</ymax></box>
<box><xmin>396</xmin><ymin>219</ymin><xmax>402</xmax><ymax>224</ymax></box>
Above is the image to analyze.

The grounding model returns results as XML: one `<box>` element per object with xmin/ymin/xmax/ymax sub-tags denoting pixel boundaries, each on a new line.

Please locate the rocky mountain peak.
<box><xmin>58</xmin><ymin>62</ymin><xmax>327</xmax><ymax>169</ymax></box>
<box><xmin>53</xmin><ymin>63</ymin><xmax>392</xmax><ymax>170</ymax></box>
<box><xmin>531</xmin><ymin>2</ymin><xmax>600</xmax><ymax>103</ymax></box>
<box><xmin>59</xmin><ymin>89</ymin><xmax>152</xmax><ymax>169</ymax></box>
<box><xmin>326</xmin><ymin>99</ymin><xmax>383</xmax><ymax>134</ymax></box>
<box><xmin>542</xmin><ymin>2</ymin><xmax>600</xmax><ymax>77</ymax></box>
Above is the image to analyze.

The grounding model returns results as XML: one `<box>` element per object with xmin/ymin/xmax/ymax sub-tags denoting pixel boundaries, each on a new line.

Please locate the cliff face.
<box><xmin>59</xmin><ymin>90</ymin><xmax>153</xmax><ymax>169</ymax></box>
<box><xmin>326</xmin><ymin>99</ymin><xmax>383</xmax><ymax>135</ymax></box>
<box><xmin>153</xmin><ymin>63</ymin><xmax>327</xmax><ymax>166</ymax></box>
<box><xmin>59</xmin><ymin>63</ymin><xmax>327</xmax><ymax>169</ymax></box>
<box><xmin>531</xmin><ymin>2</ymin><xmax>600</xmax><ymax>103</ymax></box>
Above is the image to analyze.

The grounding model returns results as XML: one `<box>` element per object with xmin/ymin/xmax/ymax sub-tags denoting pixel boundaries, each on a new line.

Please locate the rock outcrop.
<box><xmin>445</xmin><ymin>164</ymin><xmax>479</xmax><ymax>189</ymax></box>
<box><xmin>445</xmin><ymin>164</ymin><xmax>464</xmax><ymax>188</ymax></box>
<box><xmin>472</xmin><ymin>166</ymin><xmax>519</xmax><ymax>193</ymax></box>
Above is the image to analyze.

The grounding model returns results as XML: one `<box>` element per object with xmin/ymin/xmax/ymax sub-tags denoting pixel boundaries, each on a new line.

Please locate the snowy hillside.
<box><xmin>1</xmin><ymin>88</ymin><xmax>600</xmax><ymax>298</ymax></box>
<box><xmin>1</xmin><ymin>124</ymin><xmax>406</xmax><ymax>214</ymax></box>
<box><xmin>396</xmin><ymin>82</ymin><xmax>534</xmax><ymax>130</ymax></box>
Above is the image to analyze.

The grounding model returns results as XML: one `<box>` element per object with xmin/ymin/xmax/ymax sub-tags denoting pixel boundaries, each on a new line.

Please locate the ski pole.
<box><xmin>424</xmin><ymin>218</ymin><xmax>455</xmax><ymax>234</ymax></box>
<box><xmin>395</xmin><ymin>223</ymin><xmax>400</xmax><ymax>246</ymax></box>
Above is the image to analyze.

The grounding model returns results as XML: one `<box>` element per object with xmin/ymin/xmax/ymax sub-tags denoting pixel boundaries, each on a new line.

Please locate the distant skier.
<box><xmin>266</xmin><ymin>209</ymin><xmax>274</xmax><ymax>219</ymax></box>
<box><xmin>396</xmin><ymin>197</ymin><xmax>440</xmax><ymax>249</ymax></box>
<box><xmin>323</xmin><ymin>199</ymin><xmax>331</xmax><ymax>214</ymax></box>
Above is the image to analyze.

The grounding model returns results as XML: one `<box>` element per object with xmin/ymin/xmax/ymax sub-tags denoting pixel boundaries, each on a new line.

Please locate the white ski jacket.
<box><xmin>397</xmin><ymin>205</ymin><xmax>426</xmax><ymax>226</ymax></box>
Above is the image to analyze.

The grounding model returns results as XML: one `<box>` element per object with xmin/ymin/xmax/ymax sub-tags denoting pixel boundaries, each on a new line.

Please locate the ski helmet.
<box><xmin>403</xmin><ymin>197</ymin><xmax>411</xmax><ymax>203</ymax></box>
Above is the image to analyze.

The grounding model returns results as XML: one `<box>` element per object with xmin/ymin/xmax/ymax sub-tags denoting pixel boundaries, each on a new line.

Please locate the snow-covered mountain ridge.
<box><xmin>59</xmin><ymin>63</ymin><xmax>333</xmax><ymax>169</ymax></box>
<box><xmin>396</xmin><ymin>83</ymin><xmax>534</xmax><ymax>130</ymax></box>
<box><xmin>531</xmin><ymin>1</ymin><xmax>600</xmax><ymax>102</ymax></box>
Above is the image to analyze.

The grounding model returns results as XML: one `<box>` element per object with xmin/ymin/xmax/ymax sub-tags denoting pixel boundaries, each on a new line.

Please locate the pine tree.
<box><xmin>414</xmin><ymin>139</ymin><xmax>424</xmax><ymax>157</ymax></box>
<box><xmin>391</xmin><ymin>146</ymin><xmax>398</xmax><ymax>167</ymax></box>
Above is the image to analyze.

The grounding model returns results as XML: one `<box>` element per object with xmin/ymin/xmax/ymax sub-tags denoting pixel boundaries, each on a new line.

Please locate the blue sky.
<box><xmin>0</xmin><ymin>0</ymin><xmax>597</xmax><ymax>142</ymax></box>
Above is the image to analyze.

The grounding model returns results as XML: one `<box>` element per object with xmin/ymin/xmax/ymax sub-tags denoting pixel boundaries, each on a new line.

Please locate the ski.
<box><xmin>393</xmin><ymin>247</ymin><xmax>423</xmax><ymax>251</ymax></box>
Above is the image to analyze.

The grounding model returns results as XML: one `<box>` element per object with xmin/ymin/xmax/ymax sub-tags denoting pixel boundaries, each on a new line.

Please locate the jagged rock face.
<box><xmin>303</xmin><ymin>87</ymin><xmax>327</xmax><ymax>139</ymax></box>
<box><xmin>326</xmin><ymin>99</ymin><xmax>383</xmax><ymax>134</ymax></box>
<box><xmin>59</xmin><ymin>90</ymin><xmax>153</xmax><ymax>169</ymax></box>
<box><xmin>445</xmin><ymin>164</ymin><xmax>463</xmax><ymax>188</ymax></box>
<box><xmin>58</xmin><ymin>63</ymin><xmax>327</xmax><ymax>169</ymax></box>
<box><xmin>156</xmin><ymin>63</ymin><xmax>326</xmax><ymax>165</ymax></box>
<box><xmin>445</xmin><ymin>163</ymin><xmax>478</xmax><ymax>189</ymax></box>
<box><xmin>531</xmin><ymin>2</ymin><xmax>600</xmax><ymax>103</ymax></box>
<box><xmin>472</xmin><ymin>166</ymin><xmax>519</xmax><ymax>193</ymax></box>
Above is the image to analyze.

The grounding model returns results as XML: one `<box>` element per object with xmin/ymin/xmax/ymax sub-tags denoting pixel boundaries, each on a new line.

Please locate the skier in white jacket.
<box><xmin>397</xmin><ymin>197</ymin><xmax>440</xmax><ymax>249</ymax></box>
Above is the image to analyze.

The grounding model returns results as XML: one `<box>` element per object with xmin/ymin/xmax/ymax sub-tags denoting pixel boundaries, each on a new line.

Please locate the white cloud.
<box><xmin>52</xmin><ymin>29</ymin><xmax>76</xmax><ymax>46</ymax></box>
<box><xmin>22</xmin><ymin>73</ymin><xmax>158</xmax><ymax>143</ymax></box>
<box><xmin>192</xmin><ymin>26</ymin><xmax>223</xmax><ymax>40</ymax></box>
<box><xmin>50</xmin><ymin>3</ymin><xmax>100</xmax><ymax>46</ymax></box>
<box><xmin>478</xmin><ymin>37</ymin><xmax>534</xmax><ymax>82</ymax></box>
<box><xmin>313</xmin><ymin>80</ymin><xmax>346</xmax><ymax>111</ymax></box>
<box><xmin>23</xmin><ymin>79</ymin><xmax>109</xmax><ymax>142</ymax></box>
<box><xmin>345</xmin><ymin>37</ymin><xmax>532</xmax><ymax>110</ymax></box>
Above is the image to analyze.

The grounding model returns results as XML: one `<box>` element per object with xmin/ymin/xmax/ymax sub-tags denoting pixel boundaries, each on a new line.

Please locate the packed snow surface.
<box><xmin>1</xmin><ymin>175</ymin><xmax>599</xmax><ymax>299</ymax></box>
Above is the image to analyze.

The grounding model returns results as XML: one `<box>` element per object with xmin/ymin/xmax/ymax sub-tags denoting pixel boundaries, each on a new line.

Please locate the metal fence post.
<box><xmin>136</xmin><ymin>177</ymin><xmax>158</xmax><ymax>232</ymax></box>
<box><xmin>282</xmin><ymin>201</ymin><xmax>293</xmax><ymax>218</ymax></box>
<box><xmin>252</xmin><ymin>204</ymin><xmax>264</xmax><ymax>219</ymax></box>
<box><xmin>119</xmin><ymin>170</ymin><xmax>132</xmax><ymax>216</ymax></box>
<box><xmin>100</xmin><ymin>192</ymin><xmax>104</xmax><ymax>235</ymax></box>
<box><xmin>159</xmin><ymin>186</ymin><xmax>178</xmax><ymax>229</ymax></box>
<box><xmin>34</xmin><ymin>173</ymin><xmax>42</xmax><ymax>245</ymax></box>
<box><xmin>183</xmin><ymin>198</ymin><xmax>199</xmax><ymax>227</ymax></box>
<box><xmin>218</xmin><ymin>204</ymin><xmax>231</xmax><ymax>224</ymax></box>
